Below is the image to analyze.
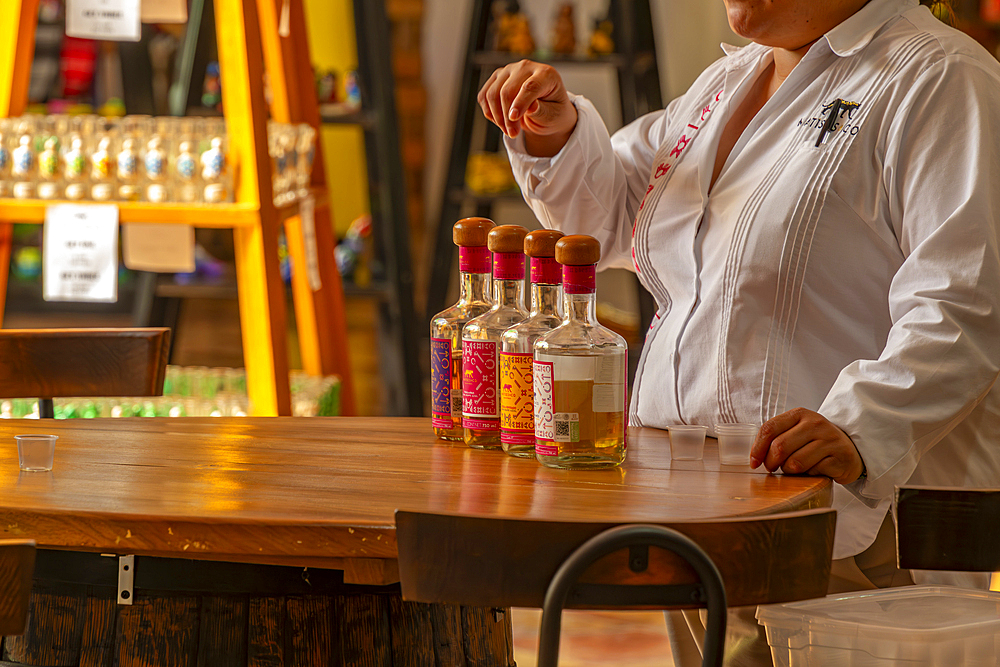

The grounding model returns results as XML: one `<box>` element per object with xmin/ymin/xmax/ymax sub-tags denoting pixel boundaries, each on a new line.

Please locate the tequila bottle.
<box><xmin>429</xmin><ymin>217</ymin><xmax>494</xmax><ymax>440</ymax></box>
<box><xmin>11</xmin><ymin>122</ymin><xmax>35</xmax><ymax>199</ymax></box>
<box><xmin>201</xmin><ymin>136</ymin><xmax>228</xmax><ymax>203</ymax></box>
<box><xmin>62</xmin><ymin>134</ymin><xmax>87</xmax><ymax>200</ymax></box>
<box><xmin>463</xmin><ymin>224</ymin><xmax>529</xmax><ymax>449</ymax></box>
<box><xmin>144</xmin><ymin>135</ymin><xmax>169</xmax><ymax>203</ymax></box>
<box><xmin>36</xmin><ymin>136</ymin><xmax>60</xmax><ymax>200</ymax></box>
<box><xmin>534</xmin><ymin>235</ymin><xmax>627</xmax><ymax>468</ymax></box>
<box><xmin>500</xmin><ymin>229</ymin><xmax>564</xmax><ymax>458</ymax></box>
<box><xmin>117</xmin><ymin>137</ymin><xmax>141</xmax><ymax>201</ymax></box>
<box><xmin>90</xmin><ymin>135</ymin><xmax>115</xmax><ymax>202</ymax></box>
<box><xmin>175</xmin><ymin>140</ymin><xmax>199</xmax><ymax>203</ymax></box>
<box><xmin>0</xmin><ymin>119</ymin><xmax>10</xmax><ymax>198</ymax></box>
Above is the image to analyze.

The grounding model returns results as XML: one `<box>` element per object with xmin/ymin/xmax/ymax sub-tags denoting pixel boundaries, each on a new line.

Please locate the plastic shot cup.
<box><xmin>668</xmin><ymin>425</ymin><xmax>707</xmax><ymax>461</ymax></box>
<box><xmin>16</xmin><ymin>434</ymin><xmax>58</xmax><ymax>472</ymax></box>
<box><xmin>715</xmin><ymin>423</ymin><xmax>758</xmax><ymax>466</ymax></box>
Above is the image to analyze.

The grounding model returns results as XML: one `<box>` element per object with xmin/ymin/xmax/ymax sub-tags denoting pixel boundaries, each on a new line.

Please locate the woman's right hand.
<box><xmin>477</xmin><ymin>60</ymin><xmax>578</xmax><ymax>157</ymax></box>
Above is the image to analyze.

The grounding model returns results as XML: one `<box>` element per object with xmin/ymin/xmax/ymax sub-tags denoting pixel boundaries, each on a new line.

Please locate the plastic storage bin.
<box><xmin>756</xmin><ymin>585</ymin><xmax>1000</xmax><ymax>666</ymax></box>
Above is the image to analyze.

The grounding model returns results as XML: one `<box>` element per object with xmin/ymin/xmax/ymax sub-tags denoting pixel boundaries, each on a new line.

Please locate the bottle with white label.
<box><xmin>201</xmin><ymin>136</ymin><xmax>228</xmax><ymax>204</ymax></box>
<box><xmin>533</xmin><ymin>235</ymin><xmax>627</xmax><ymax>468</ymax></box>
<box><xmin>90</xmin><ymin>134</ymin><xmax>115</xmax><ymax>202</ymax></box>
<box><xmin>499</xmin><ymin>229</ymin><xmax>564</xmax><ymax>458</ymax></box>
<box><xmin>62</xmin><ymin>134</ymin><xmax>87</xmax><ymax>200</ymax></box>
<box><xmin>11</xmin><ymin>121</ymin><xmax>35</xmax><ymax>199</ymax></box>
<box><xmin>429</xmin><ymin>217</ymin><xmax>495</xmax><ymax>441</ymax></box>
<box><xmin>462</xmin><ymin>224</ymin><xmax>529</xmax><ymax>450</ymax></box>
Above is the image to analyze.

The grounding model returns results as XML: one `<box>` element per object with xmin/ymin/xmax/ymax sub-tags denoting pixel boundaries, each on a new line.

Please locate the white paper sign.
<box><xmin>122</xmin><ymin>223</ymin><xmax>195</xmax><ymax>273</ymax></box>
<box><xmin>66</xmin><ymin>0</ymin><xmax>141</xmax><ymax>42</ymax></box>
<box><xmin>43</xmin><ymin>204</ymin><xmax>120</xmax><ymax>303</ymax></box>
<box><xmin>301</xmin><ymin>196</ymin><xmax>322</xmax><ymax>291</ymax></box>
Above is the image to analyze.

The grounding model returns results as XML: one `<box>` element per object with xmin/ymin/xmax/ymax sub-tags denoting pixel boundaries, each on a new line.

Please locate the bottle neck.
<box><xmin>494</xmin><ymin>278</ymin><xmax>524</xmax><ymax>308</ymax></box>
<box><xmin>531</xmin><ymin>283</ymin><xmax>561</xmax><ymax>316</ymax></box>
<box><xmin>564</xmin><ymin>291</ymin><xmax>597</xmax><ymax>324</ymax></box>
<box><xmin>459</xmin><ymin>271</ymin><xmax>491</xmax><ymax>304</ymax></box>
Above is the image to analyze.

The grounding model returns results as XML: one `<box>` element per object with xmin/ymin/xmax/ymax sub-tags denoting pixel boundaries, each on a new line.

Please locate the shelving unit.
<box><xmin>426</xmin><ymin>0</ymin><xmax>662</xmax><ymax>377</ymax></box>
<box><xmin>0</xmin><ymin>0</ymin><xmax>356</xmax><ymax>416</ymax></box>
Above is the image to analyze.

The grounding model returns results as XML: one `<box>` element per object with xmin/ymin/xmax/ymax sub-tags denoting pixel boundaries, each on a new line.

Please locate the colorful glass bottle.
<box><xmin>533</xmin><ymin>235</ymin><xmax>627</xmax><ymax>468</ymax></box>
<box><xmin>36</xmin><ymin>136</ymin><xmax>60</xmax><ymax>200</ymax></box>
<box><xmin>500</xmin><ymin>229</ymin><xmax>564</xmax><ymax>458</ymax></box>
<box><xmin>175</xmin><ymin>140</ymin><xmax>198</xmax><ymax>203</ymax></box>
<box><xmin>201</xmin><ymin>136</ymin><xmax>227</xmax><ymax>203</ymax></box>
<box><xmin>90</xmin><ymin>135</ymin><xmax>114</xmax><ymax>201</ymax></box>
<box><xmin>429</xmin><ymin>217</ymin><xmax>494</xmax><ymax>440</ymax></box>
<box><xmin>0</xmin><ymin>120</ymin><xmax>10</xmax><ymax>198</ymax></box>
<box><xmin>117</xmin><ymin>137</ymin><xmax>141</xmax><ymax>201</ymax></box>
<box><xmin>144</xmin><ymin>135</ymin><xmax>169</xmax><ymax>202</ymax></box>
<box><xmin>62</xmin><ymin>134</ymin><xmax>87</xmax><ymax>200</ymax></box>
<box><xmin>11</xmin><ymin>122</ymin><xmax>35</xmax><ymax>199</ymax></box>
<box><xmin>463</xmin><ymin>224</ymin><xmax>529</xmax><ymax>449</ymax></box>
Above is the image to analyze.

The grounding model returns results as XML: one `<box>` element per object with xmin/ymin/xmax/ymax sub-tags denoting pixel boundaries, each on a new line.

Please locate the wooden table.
<box><xmin>0</xmin><ymin>417</ymin><xmax>831</xmax><ymax>666</ymax></box>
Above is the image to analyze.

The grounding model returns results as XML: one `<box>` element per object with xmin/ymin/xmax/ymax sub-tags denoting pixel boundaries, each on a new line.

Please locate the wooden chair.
<box><xmin>896</xmin><ymin>486</ymin><xmax>1000</xmax><ymax>572</ymax></box>
<box><xmin>395</xmin><ymin>508</ymin><xmax>837</xmax><ymax>665</ymax></box>
<box><xmin>0</xmin><ymin>328</ymin><xmax>171</xmax><ymax>417</ymax></box>
<box><xmin>0</xmin><ymin>540</ymin><xmax>36</xmax><ymax>636</ymax></box>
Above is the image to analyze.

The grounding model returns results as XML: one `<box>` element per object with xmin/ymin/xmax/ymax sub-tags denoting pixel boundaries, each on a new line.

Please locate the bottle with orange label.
<box><xmin>533</xmin><ymin>235</ymin><xmax>627</xmax><ymax>468</ymax></box>
<box><xmin>462</xmin><ymin>225</ymin><xmax>530</xmax><ymax>449</ymax></box>
<box><xmin>429</xmin><ymin>217</ymin><xmax>495</xmax><ymax>440</ymax></box>
<box><xmin>499</xmin><ymin>229</ymin><xmax>564</xmax><ymax>458</ymax></box>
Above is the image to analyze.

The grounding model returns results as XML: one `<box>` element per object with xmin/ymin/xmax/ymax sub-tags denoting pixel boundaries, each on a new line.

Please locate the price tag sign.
<box><xmin>123</xmin><ymin>223</ymin><xmax>195</xmax><ymax>273</ymax></box>
<box><xmin>301</xmin><ymin>196</ymin><xmax>322</xmax><ymax>291</ymax></box>
<box><xmin>43</xmin><ymin>204</ymin><xmax>120</xmax><ymax>303</ymax></box>
<box><xmin>66</xmin><ymin>0</ymin><xmax>141</xmax><ymax>42</ymax></box>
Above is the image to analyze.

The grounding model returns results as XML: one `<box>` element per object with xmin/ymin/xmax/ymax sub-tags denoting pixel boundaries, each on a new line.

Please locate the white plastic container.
<box><xmin>756</xmin><ymin>585</ymin><xmax>1000</xmax><ymax>666</ymax></box>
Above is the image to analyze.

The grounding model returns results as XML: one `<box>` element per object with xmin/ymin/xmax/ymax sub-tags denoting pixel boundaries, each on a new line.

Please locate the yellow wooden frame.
<box><xmin>0</xmin><ymin>0</ymin><xmax>355</xmax><ymax>416</ymax></box>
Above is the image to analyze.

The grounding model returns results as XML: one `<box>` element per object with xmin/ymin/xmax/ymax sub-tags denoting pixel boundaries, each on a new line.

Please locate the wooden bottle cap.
<box><xmin>523</xmin><ymin>230</ymin><xmax>564</xmax><ymax>258</ymax></box>
<box><xmin>555</xmin><ymin>235</ymin><xmax>601</xmax><ymax>266</ymax></box>
<box><xmin>453</xmin><ymin>217</ymin><xmax>495</xmax><ymax>247</ymax></box>
<box><xmin>487</xmin><ymin>225</ymin><xmax>529</xmax><ymax>253</ymax></box>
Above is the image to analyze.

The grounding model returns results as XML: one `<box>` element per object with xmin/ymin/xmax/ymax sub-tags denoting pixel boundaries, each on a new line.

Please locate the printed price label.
<box><xmin>500</xmin><ymin>352</ymin><xmax>534</xmax><ymax>445</ymax></box>
<box><xmin>43</xmin><ymin>204</ymin><xmax>119</xmax><ymax>303</ymax></box>
<box><xmin>66</xmin><ymin>0</ymin><xmax>141</xmax><ymax>41</ymax></box>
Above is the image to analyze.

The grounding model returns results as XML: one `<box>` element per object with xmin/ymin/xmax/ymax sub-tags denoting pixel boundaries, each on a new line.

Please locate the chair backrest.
<box><xmin>538</xmin><ymin>524</ymin><xmax>728</xmax><ymax>667</ymax></box>
<box><xmin>0</xmin><ymin>328</ymin><xmax>171</xmax><ymax>417</ymax></box>
<box><xmin>896</xmin><ymin>486</ymin><xmax>1000</xmax><ymax>571</ymax></box>
<box><xmin>395</xmin><ymin>508</ymin><xmax>837</xmax><ymax>610</ymax></box>
<box><xmin>0</xmin><ymin>540</ymin><xmax>36</xmax><ymax>636</ymax></box>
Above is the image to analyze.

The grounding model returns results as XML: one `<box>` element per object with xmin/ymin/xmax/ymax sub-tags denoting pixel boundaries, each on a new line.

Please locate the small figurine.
<box><xmin>63</xmin><ymin>135</ymin><xmax>86</xmax><ymax>200</ymax></box>
<box><xmin>588</xmin><ymin>18</ymin><xmax>615</xmax><ymax>57</ymax></box>
<box><xmin>117</xmin><ymin>137</ymin><xmax>140</xmax><ymax>201</ymax></box>
<box><xmin>90</xmin><ymin>135</ymin><xmax>113</xmax><ymax>201</ymax></box>
<box><xmin>345</xmin><ymin>71</ymin><xmax>361</xmax><ymax>109</ymax></box>
<box><xmin>551</xmin><ymin>3</ymin><xmax>576</xmax><ymax>55</ymax></box>
<box><xmin>144</xmin><ymin>136</ymin><xmax>168</xmax><ymax>203</ymax></box>
<box><xmin>201</xmin><ymin>136</ymin><xmax>227</xmax><ymax>203</ymax></box>
<box><xmin>37</xmin><ymin>136</ymin><xmax>59</xmax><ymax>199</ymax></box>
<box><xmin>316</xmin><ymin>70</ymin><xmax>339</xmax><ymax>104</ymax></box>
<box><xmin>506</xmin><ymin>13</ymin><xmax>536</xmax><ymax>55</ymax></box>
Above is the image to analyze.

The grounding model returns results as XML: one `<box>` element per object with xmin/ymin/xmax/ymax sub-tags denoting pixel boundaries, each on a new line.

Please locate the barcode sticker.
<box><xmin>554</xmin><ymin>412</ymin><xmax>579</xmax><ymax>443</ymax></box>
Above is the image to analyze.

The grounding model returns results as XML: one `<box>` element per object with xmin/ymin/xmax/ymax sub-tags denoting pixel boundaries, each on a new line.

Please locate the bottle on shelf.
<box><xmin>462</xmin><ymin>224</ymin><xmax>529</xmax><ymax>450</ymax></box>
<box><xmin>201</xmin><ymin>136</ymin><xmax>228</xmax><ymax>204</ymax></box>
<box><xmin>429</xmin><ymin>217</ymin><xmax>495</xmax><ymax>441</ymax></box>
<box><xmin>533</xmin><ymin>235</ymin><xmax>627</xmax><ymax>469</ymax></box>
<box><xmin>11</xmin><ymin>122</ymin><xmax>35</xmax><ymax>199</ymax></box>
<box><xmin>143</xmin><ymin>135</ymin><xmax>169</xmax><ymax>203</ymax></box>
<box><xmin>500</xmin><ymin>229</ymin><xmax>564</xmax><ymax>458</ymax></box>
<box><xmin>117</xmin><ymin>137</ymin><xmax>141</xmax><ymax>201</ymax></box>
<box><xmin>36</xmin><ymin>136</ymin><xmax>60</xmax><ymax>200</ymax></box>
<box><xmin>89</xmin><ymin>133</ymin><xmax>115</xmax><ymax>202</ymax></box>
<box><xmin>62</xmin><ymin>134</ymin><xmax>87</xmax><ymax>200</ymax></box>
<box><xmin>0</xmin><ymin>119</ymin><xmax>10</xmax><ymax>198</ymax></box>
<box><xmin>175</xmin><ymin>139</ymin><xmax>199</xmax><ymax>203</ymax></box>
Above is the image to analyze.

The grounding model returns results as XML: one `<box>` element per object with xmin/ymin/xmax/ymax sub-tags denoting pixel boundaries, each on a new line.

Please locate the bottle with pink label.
<box><xmin>533</xmin><ymin>235</ymin><xmax>627</xmax><ymax>468</ymax></box>
<box><xmin>429</xmin><ymin>217</ymin><xmax>495</xmax><ymax>440</ymax></box>
<box><xmin>462</xmin><ymin>224</ymin><xmax>529</xmax><ymax>449</ymax></box>
<box><xmin>499</xmin><ymin>229</ymin><xmax>564</xmax><ymax>458</ymax></box>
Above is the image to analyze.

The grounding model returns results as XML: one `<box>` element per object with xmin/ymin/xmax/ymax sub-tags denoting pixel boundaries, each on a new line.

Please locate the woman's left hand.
<box><xmin>749</xmin><ymin>407</ymin><xmax>865</xmax><ymax>484</ymax></box>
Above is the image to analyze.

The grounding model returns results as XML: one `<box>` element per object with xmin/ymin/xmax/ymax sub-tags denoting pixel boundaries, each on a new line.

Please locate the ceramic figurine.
<box><xmin>551</xmin><ymin>3</ymin><xmax>576</xmax><ymax>55</ymax></box>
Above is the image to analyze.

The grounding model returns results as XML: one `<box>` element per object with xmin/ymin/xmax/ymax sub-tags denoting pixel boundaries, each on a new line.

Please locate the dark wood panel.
<box><xmin>396</xmin><ymin>509</ymin><xmax>836</xmax><ymax>609</ymax></box>
<box><xmin>197</xmin><ymin>597</ymin><xmax>248</xmax><ymax>667</ymax></box>
<box><xmin>285</xmin><ymin>596</ymin><xmax>335</xmax><ymax>667</ymax></box>
<box><xmin>247</xmin><ymin>597</ymin><xmax>284</xmax><ymax>667</ymax></box>
<box><xmin>339</xmin><ymin>595</ymin><xmax>390</xmax><ymax>667</ymax></box>
<box><xmin>116</xmin><ymin>596</ymin><xmax>199</xmax><ymax>667</ymax></box>
<box><xmin>0</xmin><ymin>540</ymin><xmax>34</xmax><ymax>637</ymax></box>
<box><xmin>461</xmin><ymin>607</ymin><xmax>514</xmax><ymax>667</ymax></box>
<box><xmin>896</xmin><ymin>485</ymin><xmax>1000</xmax><ymax>572</ymax></box>
<box><xmin>0</xmin><ymin>328</ymin><xmax>170</xmax><ymax>399</ymax></box>
<box><xmin>388</xmin><ymin>597</ymin><xmax>436</xmax><ymax>667</ymax></box>
<box><xmin>3</xmin><ymin>590</ymin><xmax>85</xmax><ymax>666</ymax></box>
<box><xmin>78</xmin><ymin>595</ymin><xmax>116</xmax><ymax>667</ymax></box>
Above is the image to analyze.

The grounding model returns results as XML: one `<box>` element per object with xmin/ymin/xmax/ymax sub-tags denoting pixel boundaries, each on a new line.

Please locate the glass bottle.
<box><xmin>500</xmin><ymin>229</ymin><xmax>564</xmax><ymax>458</ymax></box>
<box><xmin>62</xmin><ymin>134</ymin><xmax>87</xmax><ymax>200</ymax></box>
<box><xmin>117</xmin><ymin>137</ymin><xmax>141</xmax><ymax>201</ymax></box>
<box><xmin>429</xmin><ymin>217</ymin><xmax>495</xmax><ymax>440</ymax></box>
<box><xmin>201</xmin><ymin>136</ymin><xmax>228</xmax><ymax>203</ymax></box>
<box><xmin>90</xmin><ymin>133</ymin><xmax>115</xmax><ymax>202</ymax></box>
<box><xmin>175</xmin><ymin>139</ymin><xmax>199</xmax><ymax>203</ymax></box>
<box><xmin>533</xmin><ymin>235</ymin><xmax>628</xmax><ymax>468</ymax></box>
<box><xmin>463</xmin><ymin>224</ymin><xmax>529</xmax><ymax>449</ymax></box>
<box><xmin>0</xmin><ymin>119</ymin><xmax>10</xmax><ymax>198</ymax></box>
<box><xmin>36</xmin><ymin>136</ymin><xmax>60</xmax><ymax>200</ymax></box>
<box><xmin>11</xmin><ymin>120</ymin><xmax>35</xmax><ymax>199</ymax></box>
<box><xmin>144</xmin><ymin>135</ymin><xmax>169</xmax><ymax>202</ymax></box>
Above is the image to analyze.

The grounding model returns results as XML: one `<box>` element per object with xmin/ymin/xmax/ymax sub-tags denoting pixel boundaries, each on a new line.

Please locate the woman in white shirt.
<box><xmin>480</xmin><ymin>0</ymin><xmax>1000</xmax><ymax>663</ymax></box>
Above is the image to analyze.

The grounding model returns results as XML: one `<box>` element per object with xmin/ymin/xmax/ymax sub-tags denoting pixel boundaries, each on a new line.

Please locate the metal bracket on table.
<box><xmin>117</xmin><ymin>554</ymin><xmax>135</xmax><ymax>605</ymax></box>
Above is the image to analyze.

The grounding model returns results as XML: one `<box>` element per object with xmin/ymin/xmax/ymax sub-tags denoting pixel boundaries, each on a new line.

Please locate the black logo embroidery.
<box><xmin>800</xmin><ymin>98</ymin><xmax>863</xmax><ymax>144</ymax></box>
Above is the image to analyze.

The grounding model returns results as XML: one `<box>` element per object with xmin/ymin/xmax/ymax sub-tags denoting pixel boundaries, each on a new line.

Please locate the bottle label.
<box><xmin>430</xmin><ymin>337</ymin><xmax>453</xmax><ymax>428</ymax></box>
<box><xmin>563</xmin><ymin>265</ymin><xmax>596</xmax><ymax>294</ymax></box>
<box><xmin>533</xmin><ymin>360</ymin><xmax>558</xmax><ymax>456</ymax></box>
<box><xmin>493</xmin><ymin>251</ymin><xmax>524</xmax><ymax>281</ymax></box>
<box><xmin>462</xmin><ymin>339</ymin><xmax>499</xmax><ymax>430</ymax></box>
<box><xmin>459</xmin><ymin>246</ymin><xmax>491</xmax><ymax>274</ymax></box>
<box><xmin>531</xmin><ymin>257</ymin><xmax>561</xmax><ymax>284</ymax></box>
<box><xmin>500</xmin><ymin>352</ymin><xmax>534</xmax><ymax>445</ymax></box>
